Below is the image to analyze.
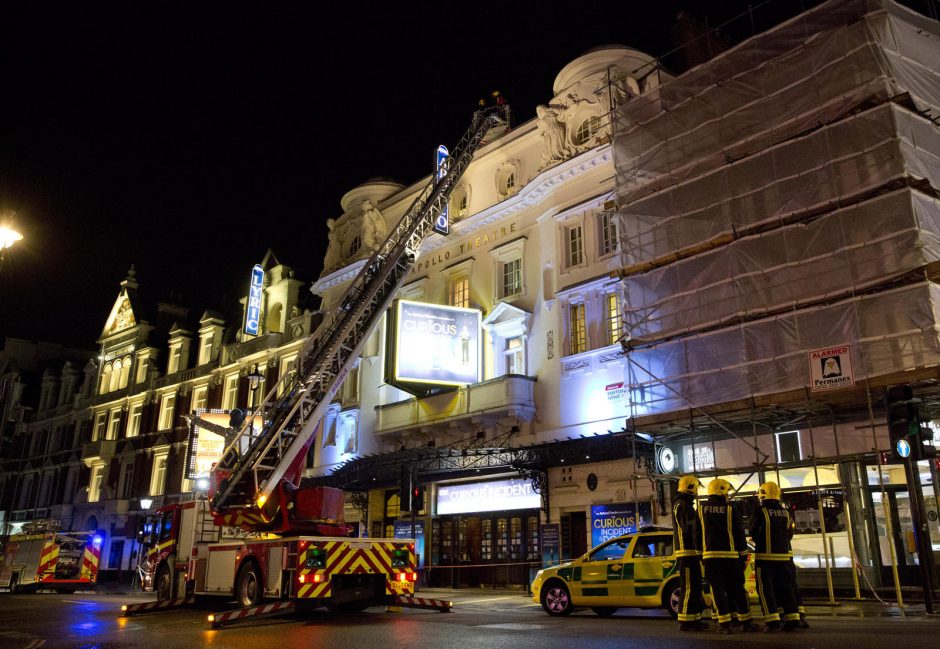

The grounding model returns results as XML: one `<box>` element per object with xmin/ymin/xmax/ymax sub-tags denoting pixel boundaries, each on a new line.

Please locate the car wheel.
<box><xmin>540</xmin><ymin>581</ymin><xmax>573</xmax><ymax>616</ymax></box>
<box><xmin>592</xmin><ymin>607</ymin><xmax>617</xmax><ymax>617</ymax></box>
<box><xmin>155</xmin><ymin>564</ymin><xmax>173</xmax><ymax>602</ymax></box>
<box><xmin>235</xmin><ymin>561</ymin><xmax>264</xmax><ymax>608</ymax></box>
<box><xmin>662</xmin><ymin>579</ymin><xmax>681</xmax><ymax>618</ymax></box>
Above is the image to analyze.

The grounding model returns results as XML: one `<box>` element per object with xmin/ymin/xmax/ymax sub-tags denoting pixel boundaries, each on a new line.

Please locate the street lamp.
<box><xmin>0</xmin><ymin>223</ymin><xmax>23</xmax><ymax>278</ymax></box>
<box><xmin>245</xmin><ymin>364</ymin><xmax>264</xmax><ymax>437</ymax></box>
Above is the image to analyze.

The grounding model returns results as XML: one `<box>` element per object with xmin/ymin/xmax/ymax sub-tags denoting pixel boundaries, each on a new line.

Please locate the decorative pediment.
<box><xmin>482</xmin><ymin>301</ymin><xmax>531</xmax><ymax>339</ymax></box>
<box><xmin>102</xmin><ymin>290</ymin><xmax>137</xmax><ymax>337</ymax></box>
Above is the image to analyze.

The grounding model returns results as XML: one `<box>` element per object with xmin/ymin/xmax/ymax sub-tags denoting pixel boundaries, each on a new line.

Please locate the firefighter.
<box><xmin>700</xmin><ymin>478</ymin><xmax>762</xmax><ymax>634</ymax></box>
<box><xmin>749</xmin><ymin>481</ymin><xmax>800</xmax><ymax>631</ymax></box>
<box><xmin>672</xmin><ymin>475</ymin><xmax>706</xmax><ymax>631</ymax></box>
<box><xmin>729</xmin><ymin>496</ymin><xmax>758</xmax><ymax>629</ymax></box>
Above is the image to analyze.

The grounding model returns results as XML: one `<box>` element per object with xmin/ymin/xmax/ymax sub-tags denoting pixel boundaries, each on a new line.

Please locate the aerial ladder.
<box><xmin>207</xmin><ymin>105</ymin><xmax>509</xmax><ymax>532</ymax></box>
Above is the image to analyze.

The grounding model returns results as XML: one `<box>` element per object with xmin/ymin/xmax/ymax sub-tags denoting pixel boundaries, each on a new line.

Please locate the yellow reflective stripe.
<box><xmin>698</xmin><ymin>508</ymin><xmax>707</xmax><ymax>554</ymax></box>
<box><xmin>764</xmin><ymin>509</ymin><xmax>772</xmax><ymax>557</ymax></box>
<box><xmin>674</xmin><ymin>503</ymin><xmax>685</xmax><ymax>554</ymax></box>
<box><xmin>682</xmin><ymin>566</ymin><xmax>692</xmax><ymax>616</ymax></box>
<box><xmin>727</xmin><ymin>507</ymin><xmax>734</xmax><ymax>552</ymax></box>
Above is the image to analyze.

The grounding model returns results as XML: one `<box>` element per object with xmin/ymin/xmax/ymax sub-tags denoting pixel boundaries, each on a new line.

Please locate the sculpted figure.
<box><xmin>536</xmin><ymin>104</ymin><xmax>571</xmax><ymax>166</ymax></box>
<box><xmin>323</xmin><ymin>218</ymin><xmax>343</xmax><ymax>272</ymax></box>
<box><xmin>360</xmin><ymin>199</ymin><xmax>387</xmax><ymax>252</ymax></box>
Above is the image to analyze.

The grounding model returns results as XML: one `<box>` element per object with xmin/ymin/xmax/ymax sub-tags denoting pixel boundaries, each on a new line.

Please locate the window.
<box><xmin>501</xmin><ymin>258</ymin><xmax>522</xmax><ymax>298</ymax></box>
<box><xmin>574</xmin><ymin>115</ymin><xmax>603</xmax><ymax>145</ymax></box>
<box><xmin>150</xmin><ymin>453</ymin><xmax>168</xmax><ymax>496</ymax></box>
<box><xmin>89</xmin><ymin>464</ymin><xmax>105</xmax><ymax>503</ymax></box>
<box><xmin>449</xmin><ymin>276</ymin><xmax>470</xmax><ymax>308</ymax></box>
<box><xmin>191</xmin><ymin>386</ymin><xmax>208</xmax><ymax>411</ymax></box>
<box><xmin>775</xmin><ymin>430</ymin><xmax>802</xmax><ymax>463</ymax></box>
<box><xmin>158</xmin><ymin>393</ymin><xmax>176</xmax><ymax>430</ymax></box>
<box><xmin>198</xmin><ymin>335</ymin><xmax>214</xmax><ymax>365</ymax></box>
<box><xmin>109</xmin><ymin>359</ymin><xmax>122</xmax><ymax>392</ymax></box>
<box><xmin>118</xmin><ymin>357</ymin><xmax>130</xmax><ymax>388</ymax></box>
<box><xmin>497</xmin><ymin>164</ymin><xmax>519</xmax><ymax>197</ymax></box>
<box><xmin>348</xmin><ymin>236</ymin><xmax>361</xmax><ymax>257</ymax></box>
<box><xmin>127</xmin><ymin>403</ymin><xmax>142</xmax><ymax>438</ymax></box>
<box><xmin>106</xmin><ymin>408</ymin><xmax>122</xmax><ymax>440</ymax></box>
<box><xmin>569</xmin><ymin>303</ymin><xmax>586</xmax><ymax>355</ymax></box>
<box><xmin>565</xmin><ymin>224</ymin><xmax>584</xmax><ymax>268</ymax></box>
<box><xmin>222</xmin><ymin>373</ymin><xmax>239</xmax><ymax>410</ymax></box>
<box><xmin>92</xmin><ymin>412</ymin><xmax>107</xmax><ymax>442</ymax></box>
<box><xmin>599</xmin><ymin>211</ymin><xmax>618</xmax><ymax>257</ymax></box>
<box><xmin>606</xmin><ymin>293</ymin><xmax>622</xmax><ymax>346</ymax></box>
<box><xmin>588</xmin><ymin>538</ymin><xmax>630</xmax><ymax>562</ymax></box>
<box><xmin>99</xmin><ymin>364</ymin><xmax>112</xmax><ymax>394</ymax></box>
<box><xmin>278</xmin><ymin>355</ymin><xmax>297</xmax><ymax>396</ymax></box>
<box><xmin>119</xmin><ymin>462</ymin><xmax>135</xmax><ymax>500</ymax></box>
<box><xmin>505</xmin><ymin>336</ymin><xmax>525</xmax><ymax>375</ymax></box>
<box><xmin>168</xmin><ymin>345</ymin><xmax>182</xmax><ymax>374</ymax></box>
<box><xmin>451</xmin><ymin>186</ymin><xmax>469</xmax><ymax>219</ymax></box>
<box><xmin>632</xmin><ymin>535</ymin><xmax>673</xmax><ymax>558</ymax></box>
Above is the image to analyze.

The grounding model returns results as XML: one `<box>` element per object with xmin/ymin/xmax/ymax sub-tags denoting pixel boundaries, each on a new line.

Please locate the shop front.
<box><xmin>426</xmin><ymin>476</ymin><xmax>541</xmax><ymax>589</ymax></box>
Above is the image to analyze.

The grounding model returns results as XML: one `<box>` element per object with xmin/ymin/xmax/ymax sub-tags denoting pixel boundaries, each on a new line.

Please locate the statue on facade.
<box><xmin>536</xmin><ymin>104</ymin><xmax>572</xmax><ymax>167</ymax></box>
<box><xmin>360</xmin><ymin>199</ymin><xmax>387</xmax><ymax>252</ymax></box>
<box><xmin>323</xmin><ymin>218</ymin><xmax>343</xmax><ymax>272</ymax></box>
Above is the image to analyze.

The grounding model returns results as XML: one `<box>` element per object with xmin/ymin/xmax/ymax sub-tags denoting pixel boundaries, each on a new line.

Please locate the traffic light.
<box><xmin>886</xmin><ymin>384</ymin><xmax>922</xmax><ymax>461</ymax></box>
<box><xmin>410</xmin><ymin>485</ymin><xmax>425</xmax><ymax>512</ymax></box>
<box><xmin>400</xmin><ymin>465</ymin><xmax>413</xmax><ymax>512</ymax></box>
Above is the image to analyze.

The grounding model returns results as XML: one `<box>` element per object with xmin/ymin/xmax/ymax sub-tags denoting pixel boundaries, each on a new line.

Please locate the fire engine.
<box><xmin>133</xmin><ymin>106</ymin><xmax>508</xmax><ymax>619</ymax></box>
<box><xmin>0</xmin><ymin>520</ymin><xmax>102</xmax><ymax>593</ymax></box>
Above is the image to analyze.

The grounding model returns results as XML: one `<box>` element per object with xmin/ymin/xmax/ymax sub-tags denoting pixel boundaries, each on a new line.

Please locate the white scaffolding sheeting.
<box><xmin>613</xmin><ymin>0</ymin><xmax>940</xmax><ymax>415</ymax></box>
<box><xmin>613</xmin><ymin>0</ymin><xmax>940</xmax><ymax>206</ymax></box>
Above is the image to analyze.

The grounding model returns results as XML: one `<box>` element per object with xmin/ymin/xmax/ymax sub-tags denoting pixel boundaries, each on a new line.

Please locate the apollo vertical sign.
<box><xmin>243</xmin><ymin>264</ymin><xmax>264</xmax><ymax>336</ymax></box>
<box><xmin>433</xmin><ymin>145</ymin><xmax>450</xmax><ymax>235</ymax></box>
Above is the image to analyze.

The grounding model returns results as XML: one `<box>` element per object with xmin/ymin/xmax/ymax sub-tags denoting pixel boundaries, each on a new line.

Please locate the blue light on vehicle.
<box><xmin>93</xmin><ymin>535</ymin><xmax>103</xmax><ymax>546</ymax></box>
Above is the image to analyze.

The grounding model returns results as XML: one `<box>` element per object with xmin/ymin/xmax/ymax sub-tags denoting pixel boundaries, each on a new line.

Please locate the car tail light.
<box><xmin>408</xmin><ymin>572</ymin><xmax>417</xmax><ymax>582</ymax></box>
<box><xmin>398</xmin><ymin>573</ymin><xmax>407</xmax><ymax>583</ymax></box>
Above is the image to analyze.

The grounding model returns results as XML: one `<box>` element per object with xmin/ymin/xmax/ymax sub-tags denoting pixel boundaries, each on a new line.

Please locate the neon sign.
<box><xmin>243</xmin><ymin>264</ymin><xmax>264</xmax><ymax>336</ymax></box>
<box><xmin>433</xmin><ymin>145</ymin><xmax>449</xmax><ymax>235</ymax></box>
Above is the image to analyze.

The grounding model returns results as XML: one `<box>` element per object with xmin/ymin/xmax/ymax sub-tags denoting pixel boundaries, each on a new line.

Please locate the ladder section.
<box><xmin>210</xmin><ymin>107</ymin><xmax>508</xmax><ymax>515</ymax></box>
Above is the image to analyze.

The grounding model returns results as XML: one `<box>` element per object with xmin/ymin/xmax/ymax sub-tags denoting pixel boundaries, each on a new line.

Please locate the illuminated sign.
<box><xmin>243</xmin><ymin>264</ymin><xmax>264</xmax><ymax>336</ymax></box>
<box><xmin>684</xmin><ymin>445</ymin><xmax>715</xmax><ymax>472</ymax></box>
<box><xmin>436</xmin><ymin>478</ymin><xmax>541</xmax><ymax>515</ymax></box>
<box><xmin>387</xmin><ymin>300</ymin><xmax>481</xmax><ymax>394</ymax></box>
<box><xmin>591</xmin><ymin>502</ymin><xmax>653</xmax><ymax>546</ymax></box>
<box><xmin>433</xmin><ymin>145</ymin><xmax>449</xmax><ymax>235</ymax></box>
<box><xmin>185</xmin><ymin>410</ymin><xmax>260</xmax><ymax>479</ymax></box>
<box><xmin>185</xmin><ymin>411</ymin><xmax>228</xmax><ymax>479</ymax></box>
<box><xmin>605</xmin><ymin>382</ymin><xmax>626</xmax><ymax>401</ymax></box>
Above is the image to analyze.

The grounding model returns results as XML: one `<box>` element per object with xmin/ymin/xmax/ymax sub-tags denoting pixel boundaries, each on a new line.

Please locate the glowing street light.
<box><xmin>0</xmin><ymin>223</ymin><xmax>23</xmax><ymax>278</ymax></box>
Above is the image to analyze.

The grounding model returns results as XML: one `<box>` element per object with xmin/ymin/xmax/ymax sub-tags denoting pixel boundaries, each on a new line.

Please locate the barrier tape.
<box><xmin>208</xmin><ymin>600</ymin><xmax>296</xmax><ymax>629</ymax></box>
<box><xmin>853</xmin><ymin>557</ymin><xmax>889</xmax><ymax>606</ymax></box>
<box><xmin>122</xmin><ymin>596</ymin><xmax>195</xmax><ymax>616</ymax></box>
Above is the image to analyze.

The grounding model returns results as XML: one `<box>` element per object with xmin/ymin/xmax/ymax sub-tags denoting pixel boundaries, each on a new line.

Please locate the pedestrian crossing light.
<box><xmin>886</xmin><ymin>384</ymin><xmax>922</xmax><ymax>461</ymax></box>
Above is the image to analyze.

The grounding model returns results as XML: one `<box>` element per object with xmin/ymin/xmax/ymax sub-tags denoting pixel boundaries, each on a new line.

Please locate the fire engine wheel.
<box><xmin>8</xmin><ymin>574</ymin><xmax>19</xmax><ymax>593</ymax></box>
<box><xmin>540</xmin><ymin>581</ymin><xmax>573</xmax><ymax>616</ymax></box>
<box><xmin>236</xmin><ymin>561</ymin><xmax>264</xmax><ymax>608</ymax></box>
<box><xmin>155</xmin><ymin>565</ymin><xmax>173</xmax><ymax>602</ymax></box>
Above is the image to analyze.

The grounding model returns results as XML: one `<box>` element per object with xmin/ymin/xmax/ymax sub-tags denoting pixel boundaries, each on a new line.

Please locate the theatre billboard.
<box><xmin>385</xmin><ymin>299</ymin><xmax>481</xmax><ymax>397</ymax></box>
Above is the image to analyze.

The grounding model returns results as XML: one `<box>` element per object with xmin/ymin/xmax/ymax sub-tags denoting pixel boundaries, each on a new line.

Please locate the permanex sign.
<box><xmin>385</xmin><ymin>299</ymin><xmax>481</xmax><ymax>397</ymax></box>
<box><xmin>808</xmin><ymin>344</ymin><xmax>855</xmax><ymax>393</ymax></box>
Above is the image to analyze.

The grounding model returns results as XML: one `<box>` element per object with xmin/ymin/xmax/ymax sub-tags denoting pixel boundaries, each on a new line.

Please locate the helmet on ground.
<box><xmin>677</xmin><ymin>475</ymin><xmax>700</xmax><ymax>495</ymax></box>
<box><xmin>758</xmin><ymin>481</ymin><xmax>782</xmax><ymax>501</ymax></box>
<box><xmin>707</xmin><ymin>478</ymin><xmax>733</xmax><ymax>497</ymax></box>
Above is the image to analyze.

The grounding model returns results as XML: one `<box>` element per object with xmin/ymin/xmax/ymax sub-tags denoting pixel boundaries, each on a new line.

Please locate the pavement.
<box><xmin>83</xmin><ymin>581</ymin><xmax>940</xmax><ymax>618</ymax></box>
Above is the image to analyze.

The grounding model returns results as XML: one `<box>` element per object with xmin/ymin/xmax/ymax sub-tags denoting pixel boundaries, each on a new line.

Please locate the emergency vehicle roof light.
<box><xmin>93</xmin><ymin>535</ymin><xmax>103</xmax><ymax>546</ymax></box>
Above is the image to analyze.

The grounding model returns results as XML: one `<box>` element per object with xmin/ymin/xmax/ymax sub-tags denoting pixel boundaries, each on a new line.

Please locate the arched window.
<box><xmin>100</xmin><ymin>364</ymin><xmax>113</xmax><ymax>394</ymax></box>
<box><xmin>267</xmin><ymin>302</ymin><xmax>283</xmax><ymax>334</ymax></box>
<box><xmin>109</xmin><ymin>359</ymin><xmax>122</xmax><ymax>392</ymax></box>
<box><xmin>118</xmin><ymin>356</ymin><xmax>131</xmax><ymax>388</ymax></box>
<box><xmin>574</xmin><ymin>116</ymin><xmax>603</xmax><ymax>145</ymax></box>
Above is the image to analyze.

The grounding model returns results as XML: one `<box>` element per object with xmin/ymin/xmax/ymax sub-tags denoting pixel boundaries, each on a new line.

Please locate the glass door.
<box><xmin>872</xmin><ymin>490</ymin><xmax>921</xmax><ymax>583</ymax></box>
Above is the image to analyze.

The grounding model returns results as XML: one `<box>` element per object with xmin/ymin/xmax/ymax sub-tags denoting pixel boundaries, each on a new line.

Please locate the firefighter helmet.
<box><xmin>707</xmin><ymin>478</ymin><xmax>732</xmax><ymax>497</ymax></box>
<box><xmin>758</xmin><ymin>481</ymin><xmax>782</xmax><ymax>501</ymax></box>
<box><xmin>677</xmin><ymin>475</ymin><xmax>700</xmax><ymax>495</ymax></box>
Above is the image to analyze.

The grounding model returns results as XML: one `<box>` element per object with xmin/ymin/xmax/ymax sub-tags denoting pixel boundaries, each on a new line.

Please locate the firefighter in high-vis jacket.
<box><xmin>672</xmin><ymin>475</ymin><xmax>706</xmax><ymax>631</ymax></box>
<box><xmin>749</xmin><ymin>481</ymin><xmax>801</xmax><ymax>631</ymax></box>
<box><xmin>700</xmin><ymin>479</ymin><xmax>761</xmax><ymax>634</ymax></box>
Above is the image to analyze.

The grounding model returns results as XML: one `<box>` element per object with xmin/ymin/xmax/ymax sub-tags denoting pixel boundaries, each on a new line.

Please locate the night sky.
<box><xmin>1</xmin><ymin>1</ymin><xmax>903</xmax><ymax>349</ymax></box>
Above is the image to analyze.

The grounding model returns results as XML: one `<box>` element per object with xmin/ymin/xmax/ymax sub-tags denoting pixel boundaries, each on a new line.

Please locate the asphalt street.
<box><xmin>0</xmin><ymin>589</ymin><xmax>938</xmax><ymax>649</ymax></box>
